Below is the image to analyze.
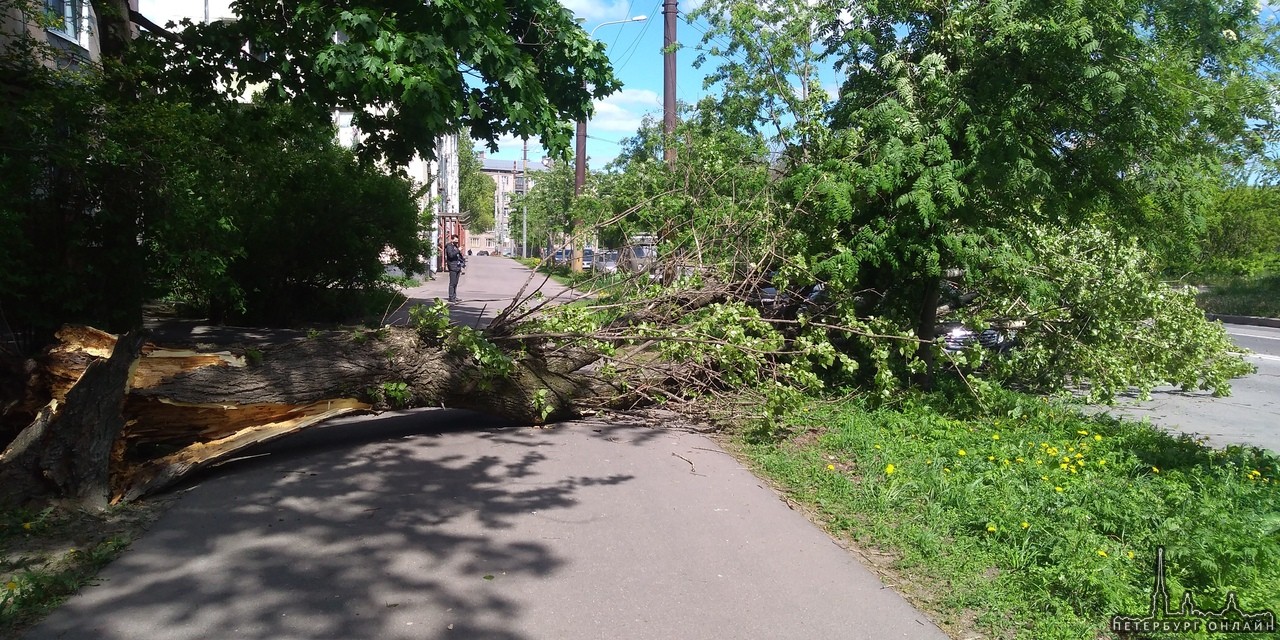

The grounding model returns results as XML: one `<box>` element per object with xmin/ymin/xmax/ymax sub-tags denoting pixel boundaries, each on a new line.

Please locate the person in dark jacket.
<box><xmin>445</xmin><ymin>234</ymin><xmax>466</xmax><ymax>302</ymax></box>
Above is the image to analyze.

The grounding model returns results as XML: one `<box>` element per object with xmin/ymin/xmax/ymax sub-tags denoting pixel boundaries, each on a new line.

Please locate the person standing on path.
<box><xmin>445</xmin><ymin>234</ymin><xmax>466</xmax><ymax>302</ymax></box>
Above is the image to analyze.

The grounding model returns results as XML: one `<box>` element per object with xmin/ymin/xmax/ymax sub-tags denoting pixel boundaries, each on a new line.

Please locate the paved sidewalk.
<box><xmin>384</xmin><ymin>256</ymin><xmax>586</xmax><ymax>329</ymax></box>
<box><xmin>23</xmin><ymin>411</ymin><xmax>948</xmax><ymax>640</ymax></box>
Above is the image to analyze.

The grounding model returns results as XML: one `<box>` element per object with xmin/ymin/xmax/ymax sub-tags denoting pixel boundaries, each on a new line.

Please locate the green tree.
<box><xmin>512</xmin><ymin>159</ymin><xmax>576</xmax><ymax>255</ymax></box>
<box><xmin>457</xmin><ymin>138</ymin><xmax>496</xmax><ymax>234</ymax></box>
<box><xmin>692</xmin><ymin>0</ymin><xmax>1274</xmax><ymax>393</ymax></box>
<box><xmin>115</xmin><ymin>0</ymin><xmax>620</xmax><ymax>165</ymax></box>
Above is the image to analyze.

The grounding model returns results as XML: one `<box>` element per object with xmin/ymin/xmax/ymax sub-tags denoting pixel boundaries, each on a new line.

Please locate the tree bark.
<box><xmin>0</xmin><ymin>330</ymin><xmax>143</xmax><ymax>509</ymax></box>
<box><xmin>0</xmin><ymin>324</ymin><xmax>629</xmax><ymax>505</ymax></box>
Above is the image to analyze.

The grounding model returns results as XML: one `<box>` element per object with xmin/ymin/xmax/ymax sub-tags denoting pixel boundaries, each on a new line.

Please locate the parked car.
<box><xmin>619</xmin><ymin>244</ymin><xmax>658</xmax><ymax>274</ymax></box>
<box><xmin>551</xmin><ymin>249</ymin><xmax>568</xmax><ymax>265</ymax></box>
<box><xmin>476</xmin><ymin>250</ymin><xmax>490</xmax><ymax>256</ymax></box>
<box><xmin>582</xmin><ymin>248</ymin><xmax>594</xmax><ymax>269</ymax></box>
<box><xmin>938</xmin><ymin>322</ymin><xmax>1019</xmax><ymax>354</ymax></box>
<box><xmin>594</xmin><ymin>250</ymin><xmax>620</xmax><ymax>274</ymax></box>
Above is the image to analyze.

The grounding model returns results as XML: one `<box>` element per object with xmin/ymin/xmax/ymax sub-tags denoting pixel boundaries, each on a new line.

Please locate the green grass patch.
<box><xmin>1</xmin><ymin>502</ymin><xmax>166</xmax><ymax>635</ymax></box>
<box><xmin>735</xmin><ymin>388</ymin><xmax>1280</xmax><ymax>639</ymax></box>
<box><xmin>1196</xmin><ymin>273</ymin><xmax>1280</xmax><ymax>318</ymax></box>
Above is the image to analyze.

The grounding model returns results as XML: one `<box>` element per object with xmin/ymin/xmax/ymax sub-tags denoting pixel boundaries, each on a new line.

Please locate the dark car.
<box><xmin>582</xmin><ymin>248</ymin><xmax>594</xmax><ymax>269</ymax></box>
<box><xmin>551</xmin><ymin>249</ymin><xmax>567</xmax><ymax>265</ymax></box>
<box><xmin>476</xmin><ymin>250</ymin><xmax>490</xmax><ymax>256</ymax></box>
<box><xmin>938</xmin><ymin>322</ymin><xmax>1019</xmax><ymax>354</ymax></box>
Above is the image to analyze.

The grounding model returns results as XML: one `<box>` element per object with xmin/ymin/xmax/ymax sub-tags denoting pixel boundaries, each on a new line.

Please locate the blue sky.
<box><xmin>137</xmin><ymin>0</ymin><xmax>721</xmax><ymax>167</ymax></box>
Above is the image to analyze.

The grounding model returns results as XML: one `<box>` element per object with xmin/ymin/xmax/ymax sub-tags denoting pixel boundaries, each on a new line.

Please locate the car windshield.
<box><xmin>632</xmin><ymin>246</ymin><xmax>655</xmax><ymax>258</ymax></box>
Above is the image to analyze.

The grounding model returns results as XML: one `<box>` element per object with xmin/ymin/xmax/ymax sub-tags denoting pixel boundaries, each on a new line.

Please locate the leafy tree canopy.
<box><xmin>458</xmin><ymin>137</ymin><xmax>497</xmax><ymax>234</ymax></box>
<box><xmin>117</xmin><ymin>0</ymin><xmax>622</xmax><ymax>165</ymax></box>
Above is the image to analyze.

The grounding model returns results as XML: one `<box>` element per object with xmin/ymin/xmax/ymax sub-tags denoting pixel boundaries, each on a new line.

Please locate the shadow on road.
<box><xmin>29</xmin><ymin>409</ymin><xmax>637</xmax><ymax>640</ymax></box>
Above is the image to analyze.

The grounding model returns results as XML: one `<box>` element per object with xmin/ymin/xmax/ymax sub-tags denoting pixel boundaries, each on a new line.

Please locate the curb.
<box><xmin>1207</xmin><ymin>313</ymin><xmax>1280</xmax><ymax>329</ymax></box>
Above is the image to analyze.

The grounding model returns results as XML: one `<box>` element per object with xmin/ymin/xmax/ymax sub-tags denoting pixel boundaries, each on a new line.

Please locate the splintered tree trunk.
<box><xmin>0</xmin><ymin>331</ymin><xmax>143</xmax><ymax>510</ymax></box>
<box><xmin>0</xmin><ymin>325</ymin><xmax>622</xmax><ymax>505</ymax></box>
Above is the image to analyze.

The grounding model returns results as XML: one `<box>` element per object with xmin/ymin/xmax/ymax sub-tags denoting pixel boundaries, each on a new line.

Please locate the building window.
<box><xmin>45</xmin><ymin>0</ymin><xmax>85</xmax><ymax>43</ymax></box>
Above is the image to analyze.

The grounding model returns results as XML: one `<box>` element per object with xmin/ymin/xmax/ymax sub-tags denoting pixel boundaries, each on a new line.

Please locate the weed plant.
<box><xmin>738</xmin><ymin>386</ymin><xmax>1280</xmax><ymax>639</ymax></box>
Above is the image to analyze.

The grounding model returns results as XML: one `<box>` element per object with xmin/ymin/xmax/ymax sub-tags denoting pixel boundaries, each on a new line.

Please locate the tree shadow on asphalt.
<box><xmin>25</xmin><ymin>409</ymin><xmax>639</xmax><ymax>640</ymax></box>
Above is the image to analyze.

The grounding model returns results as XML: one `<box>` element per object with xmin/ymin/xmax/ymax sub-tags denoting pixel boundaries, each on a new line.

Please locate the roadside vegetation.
<box><xmin>1196</xmin><ymin>274</ymin><xmax>1280</xmax><ymax>319</ymax></box>
<box><xmin>730</xmin><ymin>388</ymin><xmax>1280</xmax><ymax>639</ymax></box>
<box><xmin>1</xmin><ymin>500</ymin><xmax>172</xmax><ymax>635</ymax></box>
<box><xmin>4</xmin><ymin>0</ymin><xmax>1280</xmax><ymax>637</ymax></box>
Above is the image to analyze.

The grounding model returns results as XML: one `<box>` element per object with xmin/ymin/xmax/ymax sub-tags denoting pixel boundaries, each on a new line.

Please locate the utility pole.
<box><xmin>663</xmin><ymin>0</ymin><xmax>678</xmax><ymax>167</ymax></box>
<box><xmin>522</xmin><ymin>139</ymin><xmax>528</xmax><ymax>260</ymax></box>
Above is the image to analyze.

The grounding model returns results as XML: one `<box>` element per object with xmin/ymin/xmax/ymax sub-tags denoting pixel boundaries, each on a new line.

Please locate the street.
<box><xmin>1097</xmin><ymin>323</ymin><xmax>1280</xmax><ymax>453</ymax></box>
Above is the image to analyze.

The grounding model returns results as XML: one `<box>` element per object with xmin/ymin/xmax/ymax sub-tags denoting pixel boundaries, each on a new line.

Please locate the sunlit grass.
<box><xmin>734</xmin><ymin>387</ymin><xmax>1280</xmax><ymax>639</ymax></box>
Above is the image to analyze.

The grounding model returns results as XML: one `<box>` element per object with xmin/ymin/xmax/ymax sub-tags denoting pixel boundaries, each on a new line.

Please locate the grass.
<box><xmin>732</xmin><ymin>387</ymin><xmax>1280</xmax><ymax>639</ymax></box>
<box><xmin>1195</xmin><ymin>272</ymin><xmax>1280</xmax><ymax>318</ymax></box>
<box><xmin>1</xmin><ymin>500</ymin><xmax>170</xmax><ymax>635</ymax></box>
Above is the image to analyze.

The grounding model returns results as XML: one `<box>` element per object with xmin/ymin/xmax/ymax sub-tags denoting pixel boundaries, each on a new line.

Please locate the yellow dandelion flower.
<box><xmin>1060</xmin><ymin>463</ymin><xmax>1069</xmax><ymax>470</ymax></box>
<box><xmin>1016</xmin><ymin>457</ymin><xmax>1024</xmax><ymax>463</ymax></box>
<box><xmin>986</xmin><ymin>524</ymin><xmax>997</xmax><ymax>533</ymax></box>
<box><xmin>885</xmin><ymin>463</ymin><xmax>896</xmax><ymax>475</ymax></box>
<box><xmin>826</xmin><ymin>464</ymin><xmax>835</xmax><ymax>470</ymax></box>
<box><xmin>1021</xmin><ymin>521</ymin><xmax>1030</xmax><ymax>529</ymax></box>
<box><xmin>874</xmin><ymin>444</ymin><xmax>882</xmax><ymax>450</ymax></box>
<box><xmin>958</xmin><ymin>449</ymin><xmax>967</xmax><ymax>456</ymax></box>
<box><xmin>1062</xmin><ymin>456</ymin><xmax>1071</xmax><ymax>464</ymax></box>
<box><xmin>1152</xmin><ymin>466</ymin><xmax>1160</xmax><ymax>474</ymax></box>
<box><xmin>1078</xmin><ymin>430</ymin><xmax>1089</xmax><ymax>436</ymax></box>
<box><xmin>988</xmin><ymin>456</ymin><xmax>995</xmax><ymax>462</ymax></box>
<box><xmin>1097</xmin><ymin>550</ymin><xmax>1108</xmax><ymax>557</ymax></box>
<box><xmin>1046</xmin><ymin>447</ymin><xmax>1059</xmax><ymax>456</ymax></box>
<box><xmin>1127</xmin><ymin>551</ymin><xmax>1135</xmax><ymax>559</ymax></box>
<box><xmin>1075</xmin><ymin>453</ymin><xmax>1083</xmax><ymax>459</ymax></box>
<box><xmin>1036</xmin><ymin>459</ymin><xmax>1043</xmax><ymax>465</ymax></box>
<box><xmin>1054</xmin><ymin>486</ymin><xmax>1064</xmax><ymax>493</ymax></box>
<box><xmin>992</xmin><ymin>434</ymin><xmax>1000</xmax><ymax>440</ymax></box>
<box><xmin>1094</xmin><ymin>434</ymin><xmax>1102</xmax><ymax>441</ymax></box>
<box><xmin>943</xmin><ymin>468</ymin><xmax>952</xmax><ymax>473</ymax></box>
<box><xmin>1098</xmin><ymin>459</ymin><xmax>1106</xmax><ymax>466</ymax></box>
<box><xmin>1070</xmin><ymin>467</ymin><xmax>1078</xmax><ymax>474</ymax></box>
<box><xmin>926</xmin><ymin>459</ymin><xmax>933</xmax><ymax>464</ymax></box>
<box><xmin>1068</xmin><ymin>446</ymin><xmax>1076</xmax><ymax>452</ymax></box>
<box><xmin>1003</xmin><ymin>459</ymin><xmax>1011</xmax><ymax>466</ymax></box>
<box><xmin>1041</xmin><ymin>475</ymin><xmax>1049</xmax><ymax>481</ymax></box>
<box><xmin>5</xmin><ymin>580</ymin><xmax>17</xmax><ymax>591</ymax></box>
<box><xmin>22</xmin><ymin>522</ymin><xmax>32</xmax><ymax>531</ymax></box>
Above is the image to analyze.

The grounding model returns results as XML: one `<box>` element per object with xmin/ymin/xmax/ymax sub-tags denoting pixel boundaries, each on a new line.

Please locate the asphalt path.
<box><xmin>26</xmin><ymin>258</ymin><xmax>948</xmax><ymax>640</ymax></box>
<box><xmin>1095</xmin><ymin>323</ymin><xmax>1280</xmax><ymax>454</ymax></box>
<box><xmin>383</xmin><ymin>256</ymin><xmax>587</xmax><ymax>329</ymax></box>
<box><xmin>23</xmin><ymin>411</ymin><xmax>946</xmax><ymax>640</ymax></box>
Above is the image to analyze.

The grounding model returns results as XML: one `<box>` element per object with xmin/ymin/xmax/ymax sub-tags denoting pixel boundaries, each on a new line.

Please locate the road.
<box><xmin>1097</xmin><ymin>323</ymin><xmax>1280</xmax><ymax>454</ymax></box>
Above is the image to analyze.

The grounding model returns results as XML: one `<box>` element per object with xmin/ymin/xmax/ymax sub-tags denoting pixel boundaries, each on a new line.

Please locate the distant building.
<box><xmin>477</xmin><ymin>153</ymin><xmax>546</xmax><ymax>257</ymax></box>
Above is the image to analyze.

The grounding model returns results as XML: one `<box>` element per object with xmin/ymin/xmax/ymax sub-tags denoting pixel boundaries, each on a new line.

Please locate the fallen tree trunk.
<box><xmin>1</xmin><ymin>324</ymin><xmax>627</xmax><ymax>505</ymax></box>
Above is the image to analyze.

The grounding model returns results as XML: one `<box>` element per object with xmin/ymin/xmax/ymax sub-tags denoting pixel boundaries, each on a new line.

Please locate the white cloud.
<box><xmin>559</xmin><ymin>0</ymin><xmax>636</xmax><ymax>23</ymax></box>
<box><xmin>590</xmin><ymin>88</ymin><xmax>661</xmax><ymax>134</ymax></box>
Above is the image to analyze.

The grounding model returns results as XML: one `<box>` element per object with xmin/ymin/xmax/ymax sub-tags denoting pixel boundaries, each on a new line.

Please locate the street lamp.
<box><xmin>572</xmin><ymin>15</ymin><xmax>646</xmax><ymax>273</ymax></box>
<box><xmin>575</xmin><ymin>15</ymin><xmax>647</xmax><ymax>197</ymax></box>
